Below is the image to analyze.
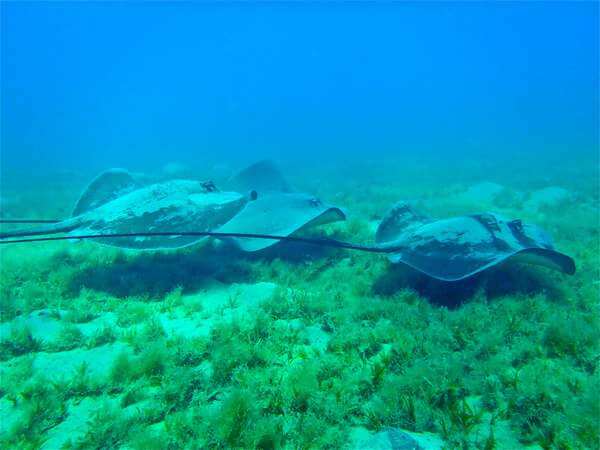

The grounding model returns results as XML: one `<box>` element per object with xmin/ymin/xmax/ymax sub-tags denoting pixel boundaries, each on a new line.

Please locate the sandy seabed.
<box><xmin>0</xmin><ymin>156</ymin><xmax>598</xmax><ymax>449</ymax></box>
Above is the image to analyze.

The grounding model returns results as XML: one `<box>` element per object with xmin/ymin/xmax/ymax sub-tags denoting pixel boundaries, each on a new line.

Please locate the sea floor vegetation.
<box><xmin>0</xmin><ymin>156</ymin><xmax>598</xmax><ymax>449</ymax></box>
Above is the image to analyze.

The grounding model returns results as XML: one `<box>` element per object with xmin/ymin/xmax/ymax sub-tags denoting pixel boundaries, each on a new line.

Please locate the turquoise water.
<box><xmin>2</xmin><ymin>2</ymin><xmax>597</xmax><ymax>172</ymax></box>
<box><xmin>0</xmin><ymin>3</ymin><xmax>598</xmax><ymax>449</ymax></box>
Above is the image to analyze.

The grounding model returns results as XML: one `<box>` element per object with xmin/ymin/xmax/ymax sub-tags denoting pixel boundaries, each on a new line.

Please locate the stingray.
<box><xmin>374</xmin><ymin>201</ymin><xmax>575</xmax><ymax>281</ymax></box>
<box><xmin>217</xmin><ymin>160</ymin><xmax>346</xmax><ymax>251</ymax></box>
<box><xmin>0</xmin><ymin>169</ymin><xmax>250</xmax><ymax>250</ymax></box>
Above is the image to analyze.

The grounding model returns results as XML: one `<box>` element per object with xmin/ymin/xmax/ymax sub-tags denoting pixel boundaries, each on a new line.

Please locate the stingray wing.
<box><xmin>217</xmin><ymin>192</ymin><xmax>346</xmax><ymax>252</ymax></box>
<box><xmin>227</xmin><ymin>160</ymin><xmax>293</xmax><ymax>194</ymax></box>
<box><xmin>72</xmin><ymin>168</ymin><xmax>144</xmax><ymax>216</ymax></box>
<box><xmin>376</xmin><ymin>208</ymin><xmax>575</xmax><ymax>281</ymax></box>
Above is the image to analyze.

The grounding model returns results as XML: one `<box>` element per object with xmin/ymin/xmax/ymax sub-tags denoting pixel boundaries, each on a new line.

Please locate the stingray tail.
<box><xmin>0</xmin><ymin>218</ymin><xmax>80</xmax><ymax>239</ymax></box>
<box><xmin>0</xmin><ymin>230</ymin><xmax>402</xmax><ymax>256</ymax></box>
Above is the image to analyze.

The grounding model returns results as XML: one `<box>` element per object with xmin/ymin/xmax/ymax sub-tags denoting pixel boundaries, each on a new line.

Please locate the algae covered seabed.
<box><xmin>0</xmin><ymin>156</ymin><xmax>598</xmax><ymax>449</ymax></box>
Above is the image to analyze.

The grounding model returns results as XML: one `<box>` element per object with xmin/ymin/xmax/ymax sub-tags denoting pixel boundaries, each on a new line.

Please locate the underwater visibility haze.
<box><xmin>0</xmin><ymin>2</ymin><xmax>598</xmax><ymax>449</ymax></box>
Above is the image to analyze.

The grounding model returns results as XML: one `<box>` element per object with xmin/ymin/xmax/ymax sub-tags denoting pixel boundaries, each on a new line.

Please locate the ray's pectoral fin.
<box><xmin>72</xmin><ymin>168</ymin><xmax>142</xmax><ymax>216</ymax></box>
<box><xmin>509</xmin><ymin>248</ymin><xmax>576</xmax><ymax>276</ymax></box>
<box><xmin>217</xmin><ymin>193</ymin><xmax>346</xmax><ymax>252</ymax></box>
<box><xmin>227</xmin><ymin>160</ymin><xmax>293</xmax><ymax>194</ymax></box>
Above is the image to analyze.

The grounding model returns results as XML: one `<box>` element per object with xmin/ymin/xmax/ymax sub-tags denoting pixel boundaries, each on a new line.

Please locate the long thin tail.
<box><xmin>0</xmin><ymin>219</ymin><xmax>62</xmax><ymax>224</ymax></box>
<box><xmin>0</xmin><ymin>230</ymin><xmax>396</xmax><ymax>254</ymax></box>
<box><xmin>0</xmin><ymin>218</ymin><xmax>79</xmax><ymax>239</ymax></box>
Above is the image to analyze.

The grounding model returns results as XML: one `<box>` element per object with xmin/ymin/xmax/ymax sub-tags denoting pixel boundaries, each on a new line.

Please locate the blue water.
<box><xmin>1</xmin><ymin>2</ymin><xmax>598</xmax><ymax>173</ymax></box>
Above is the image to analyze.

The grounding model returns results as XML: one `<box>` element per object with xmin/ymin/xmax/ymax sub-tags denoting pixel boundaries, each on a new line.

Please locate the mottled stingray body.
<box><xmin>375</xmin><ymin>202</ymin><xmax>576</xmax><ymax>281</ymax></box>
<box><xmin>1</xmin><ymin>170</ymin><xmax>248</xmax><ymax>250</ymax></box>
<box><xmin>71</xmin><ymin>180</ymin><xmax>247</xmax><ymax>249</ymax></box>
<box><xmin>217</xmin><ymin>161</ymin><xmax>346</xmax><ymax>251</ymax></box>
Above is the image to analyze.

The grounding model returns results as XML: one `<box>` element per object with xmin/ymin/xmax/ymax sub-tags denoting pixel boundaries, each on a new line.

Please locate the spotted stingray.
<box><xmin>374</xmin><ymin>201</ymin><xmax>575</xmax><ymax>281</ymax></box>
<box><xmin>218</xmin><ymin>160</ymin><xmax>346</xmax><ymax>252</ymax></box>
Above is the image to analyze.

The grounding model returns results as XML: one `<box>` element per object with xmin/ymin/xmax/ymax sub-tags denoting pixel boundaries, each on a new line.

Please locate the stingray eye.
<box><xmin>250</xmin><ymin>190</ymin><xmax>258</xmax><ymax>201</ymax></box>
<box><xmin>508</xmin><ymin>219</ymin><xmax>524</xmax><ymax>234</ymax></box>
<box><xmin>201</xmin><ymin>180</ymin><xmax>217</xmax><ymax>192</ymax></box>
<box><xmin>309</xmin><ymin>197</ymin><xmax>322</xmax><ymax>207</ymax></box>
